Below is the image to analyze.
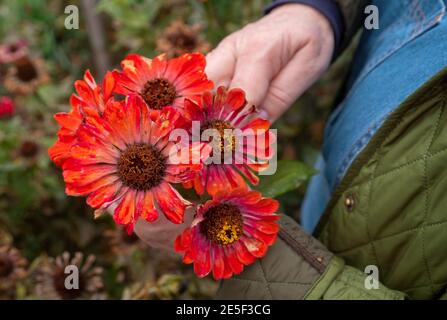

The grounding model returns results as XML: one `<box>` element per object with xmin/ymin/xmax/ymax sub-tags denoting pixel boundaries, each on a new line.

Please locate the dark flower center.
<box><xmin>168</xmin><ymin>32</ymin><xmax>197</xmax><ymax>51</ymax></box>
<box><xmin>117</xmin><ymin>143</ymin><xmax>166</xmax><ymax>191</ymax></box>
<box><xmin>54</xmin><ymin>266</ymin><xmax>85</xmax><ymax>299</ymax></box>
<box><xmin>15</xmin><ymin>57</ymin><xmax>37</xmax><ymax>82</ymax></box>
<box><xmin>0</xmin><ymin>254</ymin><xmax>13</xmax><ymax>278</ymax></box>
<box><xmin>8</xmin><ymin>44</ymin><xmax>18</xmax><ymax>53</ymax></box>
<box><xmin>200</xmin><ymin>203</ymin><xmax>243</xmax><ymax>246</ymax></box>
<box><xmin>19</xmin><ymin>140</ymin><xmax>39</xmax><ymax>158</ymax></box>
<box><xmin>141</xmin><ymin>78</ymin><xmax>177</xmax><ymax>110</ymax></box>
<box><xmin>201</xmin><ymin>120</ymin><xmax>236</xmax><ymax>161</ymax></box>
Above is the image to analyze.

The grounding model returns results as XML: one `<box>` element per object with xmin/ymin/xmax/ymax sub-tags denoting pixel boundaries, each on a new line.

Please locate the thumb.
<box><xmin>205</xmin><ymin>39</ymin><xmax>236</xmax><ymax>87</ymax></box>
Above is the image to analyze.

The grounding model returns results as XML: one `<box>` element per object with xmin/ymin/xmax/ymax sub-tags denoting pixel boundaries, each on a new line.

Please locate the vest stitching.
<box><xmin>340</xmin><ymin>96</ymin><xmax>447</xmax><ymax>188</ymax></box>
<box><xmin>258</xmin><ymin>260</ymin><xmax>273</xmax><ymax>299</ymax></box>
<box><xmin>344</xmin><ymin>140</ymin><xmax>447</xmax><ymax>190</ymax></box>
<box><xmin>335</xmin><ymin>219</ymin><xmax>447</xmax><ymax>254</ymax></box>
<box><xmin>316</xmin><ymin>78</ymin><xmax>446</xmax><ymax>237</ymax></box>
<box><xmin>420</xmin><ymin>102</ymin><xmax>444</xmax><ymax>295</ymax></box>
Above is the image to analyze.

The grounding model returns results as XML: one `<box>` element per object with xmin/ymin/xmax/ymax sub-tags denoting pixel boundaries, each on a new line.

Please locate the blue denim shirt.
<box><xmin>301</xmin><ymin>0</ymin><xmax>447</xmax><ymax>233</ymax></box>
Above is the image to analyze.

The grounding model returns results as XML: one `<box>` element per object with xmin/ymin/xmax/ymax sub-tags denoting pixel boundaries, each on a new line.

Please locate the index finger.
<box><xmin>205</xmin><ymin>39</ymin><xmax>236</xmax><ymax>87</ymax></box>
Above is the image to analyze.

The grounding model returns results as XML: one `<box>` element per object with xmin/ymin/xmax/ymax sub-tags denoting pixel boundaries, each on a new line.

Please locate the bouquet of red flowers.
<box><xmin>48</xmin><ymin>52</ymin><xmax>280</xmax><ymax>280</ymax></box>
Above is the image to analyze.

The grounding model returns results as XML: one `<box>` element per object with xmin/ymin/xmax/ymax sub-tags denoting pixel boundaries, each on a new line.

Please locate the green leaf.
<box><xmin>255</xmin><ymin>160</ymin><xmax>316</xmax><ymax>198</ymax></box>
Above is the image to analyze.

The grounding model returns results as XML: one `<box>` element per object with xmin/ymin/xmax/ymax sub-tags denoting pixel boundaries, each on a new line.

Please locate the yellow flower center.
<box><xmin>117</xmin><ymin>143</ymin><xmax>166</xmax><ymax>191</ymax></box>
<box><xmin>201</xmin><ymin>120</ymin><xmax>236</xmax><ymax>161</ymax></box>
<box><xmin>141</xmin><ymin>78</ymin><xmax>177</xmax><ymax>110</ymax></box>
<box><xmin>200</xmin><ymin>203</ymin><xmax>243</xmax><ymax>246</ymax></box>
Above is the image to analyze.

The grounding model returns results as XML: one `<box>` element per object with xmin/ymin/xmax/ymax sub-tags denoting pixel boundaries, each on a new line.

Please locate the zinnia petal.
<box><xmin>154</xmin><ymin>182</ymin><xmax>189</xmax><ymax>224</ymax></box>
<box><xmin>86</xmin><ymin>182</ymin><xmax>122</xmax><ymax>209</ymax></box>
<box><xmin>193</xmin><ymin>236</ymin><xmax>212</xmax><ymax>278</ymax></box>
<box><xmin>113</xmin><ymin>189</ymin><xmax>137</xmax><ymax>226</ymax></box>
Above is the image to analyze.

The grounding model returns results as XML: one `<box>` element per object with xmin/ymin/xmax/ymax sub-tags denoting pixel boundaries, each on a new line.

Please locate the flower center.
<box><xmin>15</xmin><ymin>57</ymin><xmax>37</xmax><ymax>82</ymax></box>
<box><xmin>8</xmin><ymin>44</ymin><xmax>18</xmax><ymax>53</ymax></box>
<box><xmin>0</xmin><ymin>254</ymin><xmax>13</xmax><ymax>278</ymax></box>
<box><xmin>141</xmin><ymin>78</ymin><xmax>177</xmax><ymax>110</ymax></box>
<box><xmin>169</xmin><ymin>32</ymin><xmax>197</xmax><ymax>51</ymax></box>
<box><xmin>117</xmin><ymin>143</ymin><xmax>166</xmax><ymax>191</ymax></box>
<box><xmin>19</xmin><ymin>140</ymin><xmax>39</xmax><ymax>158</ymax></box>
<box><xmin>201</xmin><ymin>120</ymin><xmax>236</xmax><ymax>160</ymax></box>
<box><xmin>200</xmin><ymin>203</ymin><xmax>243</xmax><ymax>246</ymax></box>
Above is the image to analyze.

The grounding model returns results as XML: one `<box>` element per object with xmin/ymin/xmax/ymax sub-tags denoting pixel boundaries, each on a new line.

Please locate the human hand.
<box><xmin>134</xmin><ymin>206</ymin><xmax>194</xmax><ymax>253</ymax></box>
<box><xmin>206</xmin><ymin>3</ymin><xmax>335</xmax><ymax>122</ymax></box>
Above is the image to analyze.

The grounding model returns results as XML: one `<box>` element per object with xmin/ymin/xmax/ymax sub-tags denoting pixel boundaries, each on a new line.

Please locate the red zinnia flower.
<box><xmin>175</xmin><ymin>189</ymin><xmax>279</xmax><ymax>279</ymax></box>
<box><xmin>182</xmin><ymin>86</ymin><xmax>275</xmax><ymax>196</ymax></box>
<box><xmin>48</xmin><ymin>70</ymin><xmax>115</xmax><ymax>166</ymax></box>
<box><xmin>112</xmin><ymin>52</ymin><xmax>213</xmax><ymax>113</ymax></box>
<box><xmin>60</xmin><ymin>95</ymin><xmax>211</xmax><ymax>233</ymax></box>
<box><xmin>0</xmin><ymin>96</ymin><xmax>14</xmax><ymax>118</ymax></box>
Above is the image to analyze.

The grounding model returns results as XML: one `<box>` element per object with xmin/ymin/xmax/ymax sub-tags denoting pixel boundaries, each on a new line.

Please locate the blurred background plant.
<box><xmin>0</xmin><ymin>0</ymin><xmax>357</xmax><ymax>299</ymax></box>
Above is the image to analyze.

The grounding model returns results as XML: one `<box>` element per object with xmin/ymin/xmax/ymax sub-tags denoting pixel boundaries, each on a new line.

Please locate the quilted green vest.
<box><xmin>216</xmin><ymin>67</ymin><xmax>447</xmax><ymax>300</ymax></box>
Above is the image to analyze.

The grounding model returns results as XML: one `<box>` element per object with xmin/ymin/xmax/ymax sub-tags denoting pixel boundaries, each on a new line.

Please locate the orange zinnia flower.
<box><xmin>112</xmin><ymin>52</ymin><xmax>213</xmax><ymax>113</ymax></box>
<box><xmin>59</xmin><ymin>95</ymin><xmax>211</xmax><ymax>233</ymax></box>
<box><xmin>48</xmin><ymin>70</ymin><xmax>115</xmax><ymax>166</ymax></box>
<box><xmin>175</xmin><ymin>189</ymin><xmax>279</xmax><ymax>279</ymax></box>
<box><xmin>182</xmin><ymin>86</ymin><xmax>276</xmax><ymax>196</ymax></box>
